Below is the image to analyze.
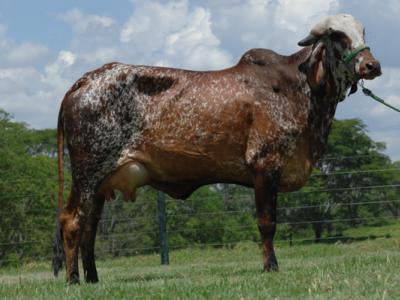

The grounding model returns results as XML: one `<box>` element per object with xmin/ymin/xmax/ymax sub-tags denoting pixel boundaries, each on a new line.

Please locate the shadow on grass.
<box><xmin>117</xmin><ymin>266</ymin><xmax>263</xmax><ymax>283</ymax></box>
<box><xmin>293</xmin><ymin>233</ymin><xmax>392</xmax><ymax>246</ymax></box>
<box><xmin>117</xmin><ymin>272</ymin><xmax>185</xmax><ymax>283</ymax></box>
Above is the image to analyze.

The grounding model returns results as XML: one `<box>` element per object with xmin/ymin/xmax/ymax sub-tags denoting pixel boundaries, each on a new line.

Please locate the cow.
<box><xmin>53</xmin><ymin>14</ymin><xmax>381</xmax><ymax>284</ymax></box>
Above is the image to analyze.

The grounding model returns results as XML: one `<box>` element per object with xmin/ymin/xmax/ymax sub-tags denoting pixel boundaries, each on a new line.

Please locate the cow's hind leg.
<box><xmin>80</xmin><ymin>194</ymin><xmax>105</xmax><ymax>283</ymax></box>
<box><xmin>59</xmin><ymin>187</ymin><xmax>88</xmax><ymax>284</ymax></box>
<box><xmin>254</xmin><ymin>171</ymin><xmax>280</xmax><ymax>271</ymax></box>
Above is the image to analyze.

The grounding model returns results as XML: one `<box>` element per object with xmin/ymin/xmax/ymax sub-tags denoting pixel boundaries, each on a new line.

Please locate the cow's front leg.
<box><xmin>254</xmin><ymin>170</ymin><xmax>280</xmax><ymax>271</ymax></box>
<box><xmin>80</xmin><ymin>194</ymin><xmax>105</xmax><ymax>283</ymax></box>
<box><xmin>60</xmin><ymin>189</ymin><xmax>87</xmax><ymax>284</ymax></box>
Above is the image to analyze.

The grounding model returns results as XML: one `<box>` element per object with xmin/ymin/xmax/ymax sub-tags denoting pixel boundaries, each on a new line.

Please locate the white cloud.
<box><xmin>0</xmin><ymin>21</ymin><xmax>76</xmax><ymax>129</ymax></box>
<box><xmin>121</xmin><ymin>0</ymin><xmax>188</xmax><ymax>45</ymax></box>
<box><xmin>163</xmin><ymin>7</ymin><xmax>231</xmax><ymax>69</ymax></box>
<box><xmin>0</xmin><ymin>57</ymin><xmax>72</xmax><ymax>128</ymax></box>
<box><xmin>202</xmin><ymin>0</ymin><xmax>338</xmax><ymax>57</ymax></box>
<box><xmin>119</xmin><ymin>0</ymin><xmax>231</xmax><ymax>69</ymax></box>
<box><xmin>0</xmin><ymin>67</ymin><xmax>42</xmax><ymax>94</ymax></box>
<box><xmin>0</xmin><ymin>23</ymin><xmax>48</xmax><ymax>67</ymax></box>
<box><xmin>53</xmin><ymin>0</ymin><xmax>338</xmax><ymax>76</ymax></box>
<box><xmin>0</xmin><ymin>22</ymin><xmax>58</xmax><ymax>128</ymax></box>
<box><xmin>81</xmin><ymin>47</ymin><xmax>119</xmax><ymax>64</ymax></box>
<box><xmin>60</xmin><ymin>8</ymin><xmax>115</xmax><ymax>34</ymax></box>
<box><xmin>275</xmin><ymin>0</ymin><xmax>339</xmax><ymax>32</ymax></box>
<box><xmin>0</xmin><ymin>66</ymin><xmax>57</xmax><ymax>128</ymax></box>
<box><xmin>59</xmin><ymin>8</ymin><xmax>120</xmax><ymax>67</ymax></box>
<box><xmin>3</xmin><ymin>42</ymin><xmax>48</xmax><ymax>65</ymax></box>
<box><xmin>58</xmin><ymin>50</ymin><xmax>75</xmax><ymax>66</ymax></box>
<box><xmin>41</xmin><ymin>50</ymin><xmax>76</xmax><ymax>91</ymax></box>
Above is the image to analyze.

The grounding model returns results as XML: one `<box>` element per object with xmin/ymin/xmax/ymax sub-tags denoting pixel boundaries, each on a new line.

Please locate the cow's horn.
<box><xmin>298</xmin><ymin>33</ymin><xmax>319</xmax><ymax>46</ymax></box>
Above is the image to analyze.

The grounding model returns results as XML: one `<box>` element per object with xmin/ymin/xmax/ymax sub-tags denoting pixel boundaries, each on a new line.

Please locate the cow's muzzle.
<box><xmin>358</xmin><ymin>50</ymin><xmax>382</xmax><ymax>80</ymax></box>
<box><xmin>360</xmin><ymin>60</ymin><xmax>382</xmax><ymax>79</ymax></box>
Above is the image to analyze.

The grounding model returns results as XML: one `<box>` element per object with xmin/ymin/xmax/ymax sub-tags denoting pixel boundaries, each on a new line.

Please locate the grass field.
<box><xmin>1</xmin><ymin>223</ymin><xmax>400</xmax><ymax>300</ymax></box>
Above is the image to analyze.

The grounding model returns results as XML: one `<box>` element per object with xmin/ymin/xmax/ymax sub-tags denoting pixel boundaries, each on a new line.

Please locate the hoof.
<box><xmin>264</xmin><ymin>262</ymin><xmax>279</xmax><ymax>272</ymax></box>
<box><xmin>85</xmin><ymin>277</ymin><xmax>99</xmax><ymax>284</ymax></box>
<box><xmin>68</xmin><ymin>274</ymin><xmax>80</xmax><ymax>285</ymax></box>
<box><xmin>264</xmin><ymin>253</ymin><xmax>279</xmax><ymax>272</ymax></box>
<box><xmin>85</xmin><ymin>273</ymin><xmax>99</xmax><ymax>284</ymax></box>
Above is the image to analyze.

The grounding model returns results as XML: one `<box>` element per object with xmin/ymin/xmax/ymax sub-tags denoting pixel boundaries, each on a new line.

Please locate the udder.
<box><xmin>98</xmin><ymin>161</ymin><xmax>150</xmax><ymax>201</ymax></box>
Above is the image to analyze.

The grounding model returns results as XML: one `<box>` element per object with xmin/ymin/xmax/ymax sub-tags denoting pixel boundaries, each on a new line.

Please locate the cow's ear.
<box><xmin>298</xmin><ymin>33</ymin><xmax>318</xmax><ymax>46</ymax></box>
<box><xmin>298</xmin><ymin>25</ymin><xmax>328</xmax><ymax>47</ymax></box>
<box><xmin>299</xmin><ymin>41</ymin><xmax>322</xmax><ymax>73</ymax></box>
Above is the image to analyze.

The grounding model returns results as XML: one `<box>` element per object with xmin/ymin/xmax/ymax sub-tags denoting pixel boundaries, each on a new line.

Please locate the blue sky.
<box><xmin>0</xmin><ymin>0</ymin><xmax>399</xmax><ymax>160</ymax></box>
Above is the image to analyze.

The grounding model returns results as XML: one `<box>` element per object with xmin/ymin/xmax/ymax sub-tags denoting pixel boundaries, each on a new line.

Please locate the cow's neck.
<box><xmin>295</xmin><ymin>42</ymin><xmax>355</xmax><ymax>161</ymax></box>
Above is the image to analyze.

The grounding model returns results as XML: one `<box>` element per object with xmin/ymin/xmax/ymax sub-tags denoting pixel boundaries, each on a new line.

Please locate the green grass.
<box><xmin>1</xmin><ymin>223</ymin><xmax>400</xmax><ymax>299</ymax></box>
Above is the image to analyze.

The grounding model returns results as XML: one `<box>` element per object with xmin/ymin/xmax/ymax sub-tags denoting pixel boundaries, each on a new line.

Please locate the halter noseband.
<box><xmin>342</xmin><ymin>44</ymin><xmax>370</xmax><ymax>64</ymax></box>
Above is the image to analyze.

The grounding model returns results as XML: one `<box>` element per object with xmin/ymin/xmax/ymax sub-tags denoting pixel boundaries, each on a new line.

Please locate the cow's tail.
<box><xmin>52</xmin><ymin>104</ymin><xmax>66</xmax><ymax>277</ymax></box>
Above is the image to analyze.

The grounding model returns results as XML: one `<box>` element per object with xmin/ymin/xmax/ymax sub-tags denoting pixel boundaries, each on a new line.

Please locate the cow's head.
<box><xmin>298</xmin><ymin>14</ymin><xmax>381</xmax><ymax>95</ymax></box>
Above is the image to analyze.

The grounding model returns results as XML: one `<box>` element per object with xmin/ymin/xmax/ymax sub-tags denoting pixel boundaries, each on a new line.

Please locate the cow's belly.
<box><xmin>147</xmin><ymin>147</ymin><xmax>252</xmax><ymax>184</ymax></box>
<box><xmin>98</xmin><ymin>147</ymin><xmax>252</xmax><ymax>201</ymax></box>
<box><xmin>98</xmin><ymin>145</ymin><xmax>311</xmax><ymax>199</ymax></box>
<box><xmin>117</xmin><ymin>142</ymin><xmax>253</xmax><ymax>186</ymax></box>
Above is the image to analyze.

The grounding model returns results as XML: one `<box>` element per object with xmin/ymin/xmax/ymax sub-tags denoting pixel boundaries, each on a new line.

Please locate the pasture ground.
<box><xmin>1</xmin><ymin>222</ymin><xmax>400</xmax><ymax>300</ymax></box>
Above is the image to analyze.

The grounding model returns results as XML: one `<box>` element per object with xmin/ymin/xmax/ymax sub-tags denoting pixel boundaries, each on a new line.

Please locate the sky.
<box><xmin>0</xmin><ymin>0</ymin><xmax>399</xmax><ymax>160</ymax></box>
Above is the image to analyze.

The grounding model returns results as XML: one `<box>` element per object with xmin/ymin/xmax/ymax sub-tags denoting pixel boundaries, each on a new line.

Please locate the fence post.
<box><xmin>157</xmin><ymin>191</ymin><xmax>169</xmax><ymax>265</ymax></box>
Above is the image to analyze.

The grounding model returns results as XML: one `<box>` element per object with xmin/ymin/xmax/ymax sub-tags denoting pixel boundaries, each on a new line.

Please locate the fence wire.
<box><xmin>1</xmin><ymin>166</ymin><xmax>399</xmax><ymax>266</ymax></box>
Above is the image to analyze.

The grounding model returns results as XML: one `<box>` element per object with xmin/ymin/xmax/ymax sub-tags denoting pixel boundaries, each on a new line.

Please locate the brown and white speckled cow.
<box><xmin>53</xmin><ymin>14</ymin><xmax>381</xmax><ymax>284</ymax></box>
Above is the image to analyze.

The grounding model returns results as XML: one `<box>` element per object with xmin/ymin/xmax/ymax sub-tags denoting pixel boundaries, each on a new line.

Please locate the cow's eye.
<box><xmin>330</xmin><ymin>30</ymin><xmax>347</xmax><ymax>41</ymax></box>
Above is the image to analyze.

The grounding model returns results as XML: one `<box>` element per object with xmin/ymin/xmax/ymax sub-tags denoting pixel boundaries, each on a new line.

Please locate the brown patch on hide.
<box><xmin>252</xmin><ymin>59</ymin><xmax>266</xmax><ymax>66</ymax></box>
<box><xmin>116</xmin><ymin>72</ymin><xmax>127</xmax><ymax>82</ymax></box>
<box><xmin>136</xmin><ymin>75</ymin><xmax>176</xmax><ymax>96</ymax></box>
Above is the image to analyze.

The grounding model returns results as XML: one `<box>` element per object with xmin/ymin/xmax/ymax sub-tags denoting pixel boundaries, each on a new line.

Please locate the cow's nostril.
<box><xmin>366</xmin><ymin>62</ymin><xmax>375</xmax><ymax>71</ymax></box>
<box><xmin>363</xmin><ymin>61</ymin><xmax>382</xmax><ymax>78</ymax></box>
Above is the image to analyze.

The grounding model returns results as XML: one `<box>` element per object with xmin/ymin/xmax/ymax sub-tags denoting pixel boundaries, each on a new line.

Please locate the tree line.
<box><xmin>0</xmin><ymin>108</ymin><xmax>399</xmax><ymax>265</ymax></box>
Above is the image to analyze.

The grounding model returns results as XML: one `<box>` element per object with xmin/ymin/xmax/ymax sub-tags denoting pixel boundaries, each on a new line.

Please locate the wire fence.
<box><xmin>0</xmin><ymin>165</ymin><xmax>400</xmax><ymax>267</ymax></box>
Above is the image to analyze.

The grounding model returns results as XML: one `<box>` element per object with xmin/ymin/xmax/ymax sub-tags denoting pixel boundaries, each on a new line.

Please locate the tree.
<box><xmin>0</xmin><ymin>108</ymin><xmax>60</xmax><ymax>264</ymax></box>
<box><xmin>279</xmin><ymin>119</ymin><xmax>393</xmax><ymax>244</ymax></box>
<box><xmin>384</xmin><ymin>161</ymin><xmax>400</xmax><ymax>217</ymax></box>
<box><xmin>321</xmin><ymin>119</ymin><xmax>391</xmax><ymax>227</ymax></box>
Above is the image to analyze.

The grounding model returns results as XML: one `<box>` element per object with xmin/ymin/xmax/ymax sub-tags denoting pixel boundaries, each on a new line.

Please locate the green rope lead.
<box><xmin>343</xmin><ymin>45</ymin><xmax>399</xmax><ymax>113</ymax></box>
<box><xmin>360</xmin><ymin>84</ymin><xmax>400</xmax><ymax>113</ymax></box>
